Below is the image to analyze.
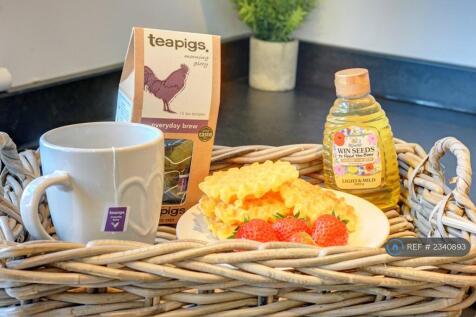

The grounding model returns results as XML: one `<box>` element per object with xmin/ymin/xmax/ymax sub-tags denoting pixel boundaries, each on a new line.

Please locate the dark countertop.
<box><xmin>216</xmin><ymin>79</ymin><xmax>476</xmax><ymax>200</ymax></box>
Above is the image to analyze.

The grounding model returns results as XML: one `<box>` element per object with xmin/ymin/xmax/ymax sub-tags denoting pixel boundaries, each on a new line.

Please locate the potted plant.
<box><xmin>233</xmin><ymin>0</ymin><xmax>316</xmax><ymax>91</ymax></box>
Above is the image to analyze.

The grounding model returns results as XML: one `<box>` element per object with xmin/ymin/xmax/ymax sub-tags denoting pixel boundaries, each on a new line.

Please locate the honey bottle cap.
<box><xmin>334</xmin><ymin>68</ymin><xmax>371</xmax><ymax>98</ymax></box>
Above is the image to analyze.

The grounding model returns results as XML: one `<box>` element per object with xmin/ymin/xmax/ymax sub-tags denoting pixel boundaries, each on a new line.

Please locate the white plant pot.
<box><xmin>249</xmin><ymin>37</ymin><xmax>299</xmax><ymax>91</ymax></box>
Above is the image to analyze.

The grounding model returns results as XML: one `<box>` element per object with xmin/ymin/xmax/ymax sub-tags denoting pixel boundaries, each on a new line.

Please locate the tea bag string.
<box><xmin>112</xmin><ymin>147</ymin><xmax>118</xmax><ymax>205</ymax></box>
<box><xmin>165</xmin><ymin>155</ymin><xmax>192</xmax><ymax>166</ymax></box>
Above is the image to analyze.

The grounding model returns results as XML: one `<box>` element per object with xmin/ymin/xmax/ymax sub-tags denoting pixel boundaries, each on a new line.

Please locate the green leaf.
<box><xmin>294</xmin><ymin>211</ymin><xmax>301</xmax><ymax>219</ymax></box>
<box><xmin>232</xmin><ymin>0</ymin><xmax>317</xmax><ymax>42</ymax></box>
<box><xmin>274</xmin><ymin>212</ymin><xmax>285</xmax><ymax>219</ymax></box>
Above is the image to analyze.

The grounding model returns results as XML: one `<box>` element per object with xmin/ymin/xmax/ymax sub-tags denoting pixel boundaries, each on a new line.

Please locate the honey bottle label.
<box><xmin>332</xmin><ymin>126</ymin><xmax>382</xmax><ymax>189</ymax></box>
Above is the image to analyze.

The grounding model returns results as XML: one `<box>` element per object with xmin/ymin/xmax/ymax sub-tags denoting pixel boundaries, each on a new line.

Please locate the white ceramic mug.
<box><xmin>20</xmin><ymin>122</ymin><xmax>164</xmax><ymax>244</ymax></box>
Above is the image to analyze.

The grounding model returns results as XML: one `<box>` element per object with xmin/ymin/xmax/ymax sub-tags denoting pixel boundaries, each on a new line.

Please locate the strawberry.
<box><xmin>272</xmin><ymin>216</ymin><xmax>311</xmax><ymax>242</ymax></box>
<box><xmin>311</xmin><ymin>214</ymin><xmax>348</xmax><ymax>247</ymax></box>
<box><xmin>288</xmin><ymin>232</ymin><xmax>316</xmax><ymax>245</ymax></box>
<box><xmin>235</xmin><ymin>219</ymin><xmax>278</xmax><ymax>242</ymax></box>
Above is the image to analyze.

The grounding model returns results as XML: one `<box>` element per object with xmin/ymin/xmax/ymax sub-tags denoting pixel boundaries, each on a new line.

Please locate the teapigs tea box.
<box><xmin>116</xmin><ymin>27</ymin><xmax>221</xmax><ymax>224</ymax></box>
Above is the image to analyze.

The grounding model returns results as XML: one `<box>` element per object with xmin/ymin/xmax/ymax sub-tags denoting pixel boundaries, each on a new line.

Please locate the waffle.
<box><xmin>199</xmin><ymin>161</ymin><xmax>299</xmax><ymax>203</ymax></box>
<box><xmin>199</xmin><ymin>161</ymin><xmax>358</xmax><ymax>239</ymax></box>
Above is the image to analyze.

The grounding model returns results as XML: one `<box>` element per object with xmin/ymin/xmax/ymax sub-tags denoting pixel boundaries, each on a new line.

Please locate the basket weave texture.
<box><xmin>0</xmin><ymin>133</ymin><xmax>475</xmax><ymax>316</ymax></box>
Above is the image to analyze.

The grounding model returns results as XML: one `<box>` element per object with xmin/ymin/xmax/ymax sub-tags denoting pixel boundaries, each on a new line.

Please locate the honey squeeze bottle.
<box><xmin>323</xmin><ymin>68</ymin><xmax>400</xmax><ymax>210</ymax></box>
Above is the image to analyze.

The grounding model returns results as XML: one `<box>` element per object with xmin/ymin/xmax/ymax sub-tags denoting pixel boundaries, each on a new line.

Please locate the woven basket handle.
<box><xmin>0</xmin><ymin>133</ymin><xmax>29</xmax><ymax>179</ymax></box>
<box><xmin>411</xmin><ymin>137</ymin><xmax>476</xmax><ymax>240</ymax></box>
<box><xmin>428</xmin><ymin>137</ymin><xmax>473</xmax><ymax>202</ymax></box>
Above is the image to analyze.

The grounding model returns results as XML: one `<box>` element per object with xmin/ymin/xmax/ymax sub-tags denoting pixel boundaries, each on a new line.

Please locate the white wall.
<box><xmin>296</xmin><ymin>0</ymin><xmax>476</xmax><ymax>68</ymax></box>
<box><xmin>2</xmin><ymin>0</ymin><xmax>475</xmax><ymax>88</ymax></box>
<box><xmin>0</xmin><ymin>0</ymin><xmax>248</xmax><ymax>87</ymax></box>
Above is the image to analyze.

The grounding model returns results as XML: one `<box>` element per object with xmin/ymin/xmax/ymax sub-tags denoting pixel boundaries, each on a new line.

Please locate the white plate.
<box><xmin>176</xmin><ymin>188</ymin><xmax>390</xmax><ymax>248</ymax></box>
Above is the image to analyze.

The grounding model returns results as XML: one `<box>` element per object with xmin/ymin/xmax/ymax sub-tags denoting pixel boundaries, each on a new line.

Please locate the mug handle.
<box><xmin>20</xmin><ymin>170</ymin><xmax>71</xmax><ymax>240</ymax></box>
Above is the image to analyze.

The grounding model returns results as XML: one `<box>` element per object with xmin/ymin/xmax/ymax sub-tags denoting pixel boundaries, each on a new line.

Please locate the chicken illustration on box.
<box><xmin>144</xmin><ymin>64</ymin><xmax>189</xmax><ymax>113</ymax></box>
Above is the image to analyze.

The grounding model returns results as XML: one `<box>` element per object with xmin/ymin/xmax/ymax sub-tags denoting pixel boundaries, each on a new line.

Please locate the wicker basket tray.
<box><xmin>0</xmin><ymin>132</ymin><xmax>475</xmax><ymax>316</ymax></box>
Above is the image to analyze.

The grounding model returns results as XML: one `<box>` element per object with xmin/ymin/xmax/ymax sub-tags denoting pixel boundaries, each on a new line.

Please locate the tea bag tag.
<box><xmin>103</xmin><ymin>206</ymin><xmax>130</xmax><ymax>233</ymax></box>
<box><xmin>102</xmin><ymin>146</ymin><xmax>129</xmax><ymax>233</ymax></box>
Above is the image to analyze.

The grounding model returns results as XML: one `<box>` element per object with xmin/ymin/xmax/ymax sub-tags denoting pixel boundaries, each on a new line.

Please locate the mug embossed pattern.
<box><xmin>0</xmin><ymin>133</ymin><xmax>475</xmax><ymax>316</ymax></box>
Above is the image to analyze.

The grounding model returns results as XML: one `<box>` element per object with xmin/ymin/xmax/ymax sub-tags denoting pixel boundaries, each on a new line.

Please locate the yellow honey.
<box><xmin>323</xmin><ymin>68</ymin><xmax>400</xmax><ymax>210</ymax></box>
